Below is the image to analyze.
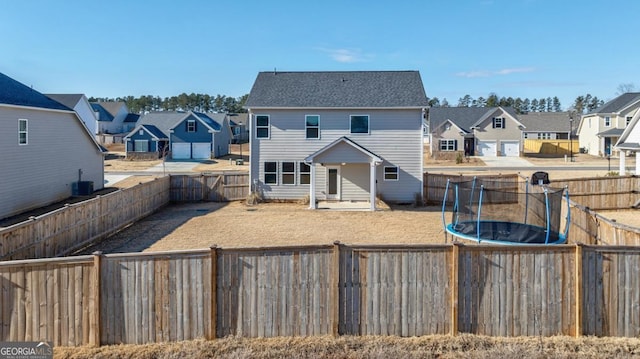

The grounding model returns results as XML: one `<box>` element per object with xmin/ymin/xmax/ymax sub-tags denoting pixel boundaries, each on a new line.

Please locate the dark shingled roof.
<box><xmin>429</xmin><ymin>107</ymin><xmax>497</xmax><ymax>132</ymax></box>
<box><xmin>591</xmin><ymin>93</ymin><xmax>640</xmax><ymax>114</ymax></box>
<box><xmin>244</xmin><ymin>71</ymin><xmax>428</xmax><ymax>108</ymax></box>
<box><xmin>0</xmin><ymin>72</ymin><xmax>71</xmax><ymax>111</ymax></box>
<box><xmin>124</xmin><ymin>113</ymin><xmax>140</xmax><ymax>123</ymax></box>
<box><xmin>597</xmin><ymin>128</ymin><xmax>625</xmax><ymax>137</ymax></box>
<box><xmin>135</xmin><ymin>111</ymin><xmax>223</xmax><ymax>136</ymax></box>
<box><xmin>91</xmin><ymin>103</ymin><xmax>114</xmax><ymax>121</ymax></box>
<box><xmin>518</xmin><ymin>112</ymin><xmax>573</xmax><ymax>132</ymax></box>
<box><xmin>140</xmin><ymin>124</ymin><xmax>168</xmax><ymax>139</ymax></box>
<box><xmin>45</xmin><ymin>94</ymin><xmax>84</xmax><ymax>109</ymax></box>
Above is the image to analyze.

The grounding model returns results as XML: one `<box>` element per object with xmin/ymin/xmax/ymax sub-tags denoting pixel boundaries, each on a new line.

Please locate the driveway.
<box><xmin>476</xmin><ymin>156</ymin><xmax>533</xmax><ymax>167</ymax></box>
<box><xmin>144</xmin><ymin>160</ymin><xmax>201</xmax><ymax>173</ymax></box>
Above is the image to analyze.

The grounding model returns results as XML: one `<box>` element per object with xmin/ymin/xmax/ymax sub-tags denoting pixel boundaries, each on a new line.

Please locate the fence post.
<box><xmin>209</xmin><ymin>245</ymin><xmax>218</xmax><ymax>340</ymax></box>
<box><xmin>91</xmin><ymin>251</ymin><xmax>102</xmax><ymax>347</ymax></box>
<box><xmin>332</xmin><ymin>241</ymin><xmax>341</xmax><ymax>337</ymax></box>
<box><xmin>451</xmin><ymin>243</ymin><xmax>459</xmax><ymax>336</ymax></box>
<box><xmin>575</xmin><ymin>244</ymin><xmax>583</xmax><ymax>337</ymax></box>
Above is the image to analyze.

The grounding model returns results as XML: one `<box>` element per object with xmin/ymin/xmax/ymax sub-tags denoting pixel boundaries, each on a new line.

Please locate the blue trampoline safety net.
<box><xmin>442</xmin><ymin>178</ymin><xmax>569</xmax><ymax>245</ymax></box>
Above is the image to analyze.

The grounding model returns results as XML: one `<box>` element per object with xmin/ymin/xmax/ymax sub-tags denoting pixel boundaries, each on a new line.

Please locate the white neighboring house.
<box><xmin>577</xmin><ymin>93</ymin><xmax>640</xmax><ymax>157</ymax></box>
<box><xmin>614</xmin><ymin>108</ymin><xmax>640</xmax><ymax>175</ymax></box>
<box><xmin>46</xmin><ymin>94</ymin><xmax>99</xmax><ymax>136</ymax></box>
<box><xmin>91</xmin><ymin>101</ymin><xmax>129</xmax><ymax>134</ymax></box>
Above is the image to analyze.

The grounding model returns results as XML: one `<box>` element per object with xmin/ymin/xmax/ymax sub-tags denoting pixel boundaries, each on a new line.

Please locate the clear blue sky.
<box><xmin>1</xmin><ymin>0</ymin><xmax>638</xmax><ymax>109</ymax></box>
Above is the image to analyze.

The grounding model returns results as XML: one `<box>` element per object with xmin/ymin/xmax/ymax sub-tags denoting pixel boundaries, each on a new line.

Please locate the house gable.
<box><xmin>169</xmin><ymin>113</ymin><xmax>216</xmax><ymax>143</ymax></box>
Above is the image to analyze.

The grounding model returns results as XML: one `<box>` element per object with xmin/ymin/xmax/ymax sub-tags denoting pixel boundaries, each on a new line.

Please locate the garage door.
<box><xmin>477</xmin><ymin>141</ymin><xmax>497</xmax><ymax>156</ymax></box>
<box><xmin>172</xmin><ymin>143</ymin><xmax>191</xmax><ymax>159</ymax></box>
<box><xmin>501</xmin><ymin>141</ymin><xmax>520</xmax><ymax>157</ymax></box>
<box><xmin>192</xmin><ymin>143</ymin><xmax>211</xmax><ymax>159</ymax></box>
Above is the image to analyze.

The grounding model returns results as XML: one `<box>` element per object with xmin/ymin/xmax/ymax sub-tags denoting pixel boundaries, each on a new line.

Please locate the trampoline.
<box><xmin>442</xmin><ymin>177</ymin><xmax>570</xmax><ymax>245</ymax></box>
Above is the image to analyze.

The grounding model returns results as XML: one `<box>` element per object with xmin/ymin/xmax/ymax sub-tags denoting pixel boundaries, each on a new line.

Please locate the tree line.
<box><xmin>427</xmin><ymin>93</ymin><xmax>605</xmax><ymax>114</ymax></box>
<box><xmin>88</xmin><ymin>93</ymin><xmax>249</xmax><ymax>114</ymax></box>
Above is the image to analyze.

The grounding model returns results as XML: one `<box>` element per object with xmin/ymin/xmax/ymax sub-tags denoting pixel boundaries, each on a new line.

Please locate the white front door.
<box><xmin>326</xmin><ymin>166</ymin><xmax>341</xmax><ymax>200</ymax></box>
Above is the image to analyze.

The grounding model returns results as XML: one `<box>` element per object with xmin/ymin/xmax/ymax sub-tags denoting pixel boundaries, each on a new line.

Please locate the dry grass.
<box><xmin>594</xmin><ymin>209</ymin><xmax>640</xmax><ymax>228</ymax></box>
<box><xmin>54</xmin><ymin>334</ymin><xmax>640</xmax><ymax>358</ymax></box>
<box><xmin>77</xmin><ymin>202</ymin><xmax>449</xmax><ymax>254</ymax></box>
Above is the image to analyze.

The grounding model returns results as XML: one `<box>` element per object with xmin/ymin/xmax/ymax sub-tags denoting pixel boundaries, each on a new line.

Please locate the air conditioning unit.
<box><xmin>72</xmin><ymin>181</ymin><xmax>94</xmax><ymax>196</ymax></box>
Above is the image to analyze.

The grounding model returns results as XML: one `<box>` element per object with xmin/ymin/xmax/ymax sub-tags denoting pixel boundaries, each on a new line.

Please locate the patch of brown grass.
<box><xmin>54</xmin><ymin>334</ymin><xmax>640</xmax><ymax>359</ymax></box>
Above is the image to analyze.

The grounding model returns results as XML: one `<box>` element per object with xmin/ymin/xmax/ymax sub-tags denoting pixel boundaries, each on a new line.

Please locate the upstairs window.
<box><xmin>305</xmin><ymin>115</ymin><xmax>319</xmax><ymax>139</ymax></box>
<box><xmin>627</xmin><ymin>116</ymin><xmax>633</xmax><ymax>127</ymax></box>
<box><xmin>350</xmin><ymin>115</ymin><xmax>369</xmax><ymax>134</ymax></box>
<box><xmin>256</xmin><ymin>115</ymin><xmax>270</xmax><ymax>138</ymax></box>
<box><xmin>604</xmin><ymin>116</ymin><xmax>611</xmax><ymax>127</ymax></box>
<box><xmin>281</xmin><ymin>162</ymin><xmax>295</xmax><ymax>185</ymax></box>
<box><xmin>299</xmin><ymin>162</ymin><xmax>310</xmax><ymax>184</ymax></box>
<box><xmin>18</xmin><ymin>119</ymin><xmax>28</xmax><ymax>145</ymax></box>
<box><xmin>492</xmin><ymin>117</ymin><xmax>504</xmax><ymax>129</ymax></box>
<box><xmin>537</xmin><ymin>133</ymin><xmax>551</xmax><ymax>140</ymax></box>
<box><xmin>384</xmin><ymin>166</ymin><xmax>399</xmax><ymax>181</ymax></box>
<box><xmin>187</xmin><ymin>120</ymin><xmax>197</xmax><ymax>132</ymax></box>
<box><xmin>264</xmin><ymin>161</ymin><xmax>277</xmax><ymax>184</ymax></box>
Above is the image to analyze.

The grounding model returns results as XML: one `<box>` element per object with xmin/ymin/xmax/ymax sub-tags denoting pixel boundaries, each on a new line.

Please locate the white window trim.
<box><xmin>384</xmin><ymin>166</ymin><xmax>399</xmax><ymax>181</ymax></box>
<box><xmin>299</xmin><ymin>162</ymin><xmax>311</xmax><ymax>185</ymax></box>
<box><xmin>305</xmin><ymin>115</ymin><xmax>320</xmax><ymax>139</ymax></box>
<box><xmin>349</xmin><ymin>114</ymin><xmax>370</xmax><ymax>134</ymax></box>
<box><xmin>439</xmin><ymin>139</ymin><xmax>457</xmax><ymax>151</ymax></box>
<box><xmin>187</xmin><ymin>119</ymin><xmax>196</xmax><ymax>132</ymax></box>
<box><xmin>18</xmin><ymin>119</ymin><xmax>28</xmax><ymax>145</ymax></box>
<box><xmin>604</xmin><ymin>116</ymin><xmax>611</xmax><ymax>127</ymax></box>
<box><xmin>493</xmin><ymin>117</ymin><xmax>504</xmax><ymax>129</ymax></box>
<box><xmin>264</xmin><ymin>161</ymin><xmax>278</xmax><ymax>185</ymax></box>
<box><xmin>281</xmin><ymin>161</ymin><xmax>296</xmax><ymax>186</ymax></box>
<box><xmin>255</xmin><ymin>114</ymin><xmax>270</xmax><ymax>139</ymax></box>
<box><xmin>134</xmin><ymin>139</ymin><xmax>149</xmax><ymax>152</ymax></box>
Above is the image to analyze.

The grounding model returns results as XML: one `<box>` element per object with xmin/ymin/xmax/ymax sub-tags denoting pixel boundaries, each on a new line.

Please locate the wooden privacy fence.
<box><xmin>0</xmin><ymin>177</ymin><xmax>170</xmax><ymax>261</ymax></box>
<box><xmin>3</xmin><ymin>243</ymin><xmax>640</xmax><ymax>347</ymax></box>
<box><xmin>566</xmin><ymin>199</ymin><xmax>640</xmax><ymax>246</ymax></box>
<box><xmin>551</xmin><ymin>175</ymin><xmax>640</xmax><ymax>210</ymax></box>
<box><xmin>170</xmin><ymin>173</ymin><xmax>249</xmax><ymax>202</ymax></box>
<box><xmin>423</xmin><ymin>173</ymin><xmax>520</xmax><ymax>205</ymax></box>
<box><xmin>523</xmin><ymin>139</ymin><xmax>579</xmax><ymax>155</ymax></box>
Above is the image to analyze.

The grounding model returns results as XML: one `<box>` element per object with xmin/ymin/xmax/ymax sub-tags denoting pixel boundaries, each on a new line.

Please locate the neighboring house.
<box><xmin>123</xmin><ymin>124</ymin><xmax>169</xmax><ymax>160</ymax></box>
<box><xmin>518</xmin><ymin>112</ymin><xmax>572</xmax><ymax>140</ymax></box>
<box><xmin>123</xmin><ymin>113</ymin><xmax>140</xmax><ymax>133</ymax></box>
<box><xmin>244</xmin><ymin>70</ymin><xmax>429</xmax><ymax>210</ymax></box>
<box><xmin>91</xmin><ymin>101</ymin><xmax>129</xmax><ymax>134</ymax></box>
<box><xmin>0</xmin><ymin>72</ymin><xmax>104</xmax><ymax>220</ymax></box>
<box><xmin>429</xmin><ymin>107</ymin><xmax>523</xmax><ymax>158</ymax></box>
<box><xmin>46</xmin><ymin>94</ymin><xmax>99</xmax><ymax>135</ymax></box>
<box><xmin>228</xmin><ymin>113</ymin><xmax>249</xmax><ymax>143</ymax></box>
<box><xmin>614</xmin><ymin>108</ymin><xmax>640</xmax><ymax>175</ymax></box>
<box><xmin>577</xmin><ymin>93</ymin><xmax>640</xmax><ymax>157</ymax></box>
<box><xmin>125</xmin><ymin>111</ymin><xmax>232</xmax><ymax>159</ymax></box>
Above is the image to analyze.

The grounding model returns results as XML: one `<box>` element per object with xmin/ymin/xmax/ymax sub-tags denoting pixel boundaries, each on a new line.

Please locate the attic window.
<box><xmin>627</xmin><ymin>116</ymin><xmax>633</xmax><ymax>127</ymax></box>
<box><xmin>493</xmin><ymin>117</ymin><xmax>504</xmax><ymax>129</ymax></box>
<box><xmin>139</xmin><ymin>129</ymin><xmax>144</xmax><ymax>135</ymax></box>
<box><xmin>187</xmin><ymin>120</ymin><xmax>197</xmax><ymax>132</ymax></box>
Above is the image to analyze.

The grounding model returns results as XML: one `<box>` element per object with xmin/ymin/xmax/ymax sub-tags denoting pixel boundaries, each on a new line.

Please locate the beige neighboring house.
<box><xmin>46</xmin><ymin>94</ymin><xmax>99</xmax><ymax>136</ymax></box>
<box><xmin>577</xmin><ymin>92</ymin><xmax>640</xmax><ymax>157</ymax></box>
<box><xmin>429</xmin><ymin>106</ymin><xmax>523</xmax><ymax>158</ymax></box>
<box><xmin>614</xmin><ymin>107</ymin><xmax>640</xmax><ymax>175</ymax></box>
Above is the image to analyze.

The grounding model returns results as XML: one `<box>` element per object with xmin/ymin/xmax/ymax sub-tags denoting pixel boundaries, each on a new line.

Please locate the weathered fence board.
<box><xmin>423</xmin><ymin>173</ymin><xmax>519</xmax><ymax>205</ymax></box>
<box><xmin>170</xmin><ymin>173</ymin><xmax>249</xmax><ymax>202</ymax></box>
<box><xmin>0</xmin><ymin>177</ymin><xmax>170</xmax><ymax>261</ymax></box>
<box><xmin>551</xmin><ymin>176</ymin><xmax>640</xmax><ymax>210</ymax></box>
<box><xmin>582</xmin><ymin>246</ymin><xmax>640</xmax><ymax>337</ymax></box>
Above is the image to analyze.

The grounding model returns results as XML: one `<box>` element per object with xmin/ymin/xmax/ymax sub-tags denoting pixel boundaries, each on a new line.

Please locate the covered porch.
<box><xmin>304</xmin><ymin>137</ymin><xmax>383</xmax><ymax>211</ymax></box>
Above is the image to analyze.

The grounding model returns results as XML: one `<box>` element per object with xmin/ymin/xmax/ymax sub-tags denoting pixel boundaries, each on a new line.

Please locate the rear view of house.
<box><xmin>0</xmin><ymin>72</ymin><xmax>104</xmax><ymax>220</ymax></box>
<box><xmin>244</xmin><ymin>71</ymin><xmax>428</xmax><ymax>210</ymax></box>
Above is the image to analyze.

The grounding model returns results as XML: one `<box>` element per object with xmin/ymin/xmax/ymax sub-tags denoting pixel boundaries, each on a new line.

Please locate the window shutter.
<box><xmin>194</xmin><ymin>121</ymin><xmax>197</xmax><ymax>131</ymax></box>
<box><xmin>454</xmin><ymin>140</ymin><xmax>458</xmax><ymax>151</ymax></box>
<box><xmin>502</xmin><ymin>119</ymin><xmax>505</xmax><ymax>129</ymax></box>
<box><xmin>492</xmin><ymin>118</ymin><xmax>496</xmax><ymax>128</ymax></box>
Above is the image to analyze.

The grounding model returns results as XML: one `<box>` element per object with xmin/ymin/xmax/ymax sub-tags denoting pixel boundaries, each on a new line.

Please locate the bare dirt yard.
<box><xmin>78</xmin><ymin>202</ymin><xmax>449</xmax><ymax>254</ymax></box>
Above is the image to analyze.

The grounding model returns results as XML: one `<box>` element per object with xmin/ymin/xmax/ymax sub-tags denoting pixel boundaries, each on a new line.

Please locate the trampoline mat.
<box><xmin>450</xmin><ymin>220</ymin><xmax>563</xmax><ymax>244</ymax></box>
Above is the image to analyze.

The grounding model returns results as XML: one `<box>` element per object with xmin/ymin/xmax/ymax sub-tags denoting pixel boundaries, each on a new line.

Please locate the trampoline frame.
<box><xmin>442</xmin><ymin>177</ymin><xmax>571</xmax><ymax>245</ymax></box>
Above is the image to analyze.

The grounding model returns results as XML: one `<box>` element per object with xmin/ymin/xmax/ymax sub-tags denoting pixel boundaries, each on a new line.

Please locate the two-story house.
<box><xmin>91</xmin><ymin>101</ymin><xmax>130</xmax><ymax>135</ymax></box>
<box><xmin>577</xmin><ymin>92</ymin><xmax>640</xmax><ymax>157</ymax></box>
<box><xmin>46</xmin><ymin>94</ymin><xmax>99</xmax><ymax>136</ymax></box>
<box><xmin>244</xmin><ymin>71</ymin><xmax>429</xmax><ymax>210</ymax></box>
<box><xmin>429</xmin><ymin>107</ymin><xmax>523</xmax><ymax>158</ymax></box>
<box><xmin>614</xmin><ymin>106</ymin><xmax>640</xmax><ymax>175</ymax></box>
<box><xmin>0</xmin><ymin>72</ymin><xmax>104</xmax><ymax>220</ymax></box>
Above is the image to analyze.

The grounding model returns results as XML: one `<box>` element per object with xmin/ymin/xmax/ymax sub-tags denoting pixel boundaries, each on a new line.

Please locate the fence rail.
<box><xmin>3</xmin><ymin>243</ymin><xmax>640</xmax><ymax>346</ymax></box>
<box><xmin>170</xmin><ymin>173</ymin><xmax>249</xmax><ymax>202</ymax></box>
<box><xmin>0</xmin><ymin>177</ymin><xmax>170</xmax><ymax>261</ymax></box>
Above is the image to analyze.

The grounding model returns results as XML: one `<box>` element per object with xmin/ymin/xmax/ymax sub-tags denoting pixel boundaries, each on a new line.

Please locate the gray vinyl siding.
<box><xmin>340</xmin><ymin>164</ymin><xmax>369</xmax><ymax>201</ymax></box>
<box><xmin>250</xmin><ymin>109</ymin><xmax>422</xmax><ymax>202</ymax></box>
<box><xmin>0</xmin><ymin>107</ymin><xmax>104</xmax><ymax>220</ymax></box>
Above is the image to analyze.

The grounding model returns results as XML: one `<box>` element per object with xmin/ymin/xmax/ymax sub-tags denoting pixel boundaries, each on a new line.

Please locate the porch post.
<box><xmin>620</xmin><ymin>152</ymin><xmax>626</xmax><ymax>175</ymax></box>
<box><xmin>370</xmin><ymin>161</ymin><xmax>376</xmax><ymax>211</ymax></box>
<box><xmin>309</xmin><ymin>163</ymin><xmax>317</xmax><ymax>209</ymax></box>
<box><xmin>636</xmin><ymin>152</ymin><xmax>640</xmax><ymax>175</ymax></box>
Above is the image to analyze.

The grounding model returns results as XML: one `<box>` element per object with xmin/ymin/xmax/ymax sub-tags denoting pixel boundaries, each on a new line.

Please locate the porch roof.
<box><xmin>304</xmin><ymin>136</ymin><xmax>383</xmax><ymax>165</ymax></box>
